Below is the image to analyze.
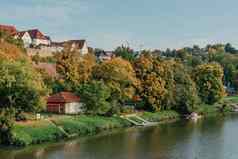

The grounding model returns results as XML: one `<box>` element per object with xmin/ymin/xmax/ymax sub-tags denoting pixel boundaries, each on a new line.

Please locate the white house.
<box><xmin>64</xmin><ymin>40</ymin><xmax>89</xmax><ymax>55</ymax></box>
<box><xmin>15</xmin><ymin>29</ymin><xmax>51</xmax><ymax>47</ymax></box>
<box><xmin>14</xmin><ymin>31</ymin><xmax>32</xmax><ymax>48</ymax></box>
<box><xmin>27</xmin><ymin>29</ymin><xmax>51</xmax><ymax>46</ymax></box>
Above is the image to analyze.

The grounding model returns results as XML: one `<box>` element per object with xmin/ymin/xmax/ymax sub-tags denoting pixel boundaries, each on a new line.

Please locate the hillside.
<box><xmin>0</xmin><ymin>39</ymin><xmax>27</xmax><ymax>61</ymax></box>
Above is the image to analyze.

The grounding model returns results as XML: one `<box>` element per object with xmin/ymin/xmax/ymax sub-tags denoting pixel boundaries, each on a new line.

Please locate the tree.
<box><xmin>56</xmin><ymin>51</ymin><xmax>96</xmax><ymax>87</ymax></box>
<box><xmin>114</xmin><ymin>46</ymin><xmax>137</xmax><ymax>62</ymax></box>
<box><xmin>93</xmin><ymin>57</ymin><xmax>138</xmax><ymax>104</ymax></box>
<box><xmin>76</xmin><ymin>81</ymin><xmax>111</xmax><ymax>115</ymax></box>
<box><xmin>134</xmin><ymin>53</ymin><xmax>199</xmax><ymax>113</ymax></box>
<box><xmin>134</xmin><ymin>53</ymin><xmax>167</xmax><ymax>111</ymax></box>
<box><xmin>171</xmin><ymin>62</ymin><xmax>199</xmax><ymax>113</ymax></box>
<box><xmin>0</xmin><ymin>60</ymin><xmax>48</xmax><ymax>113</ymax></box>
<box><xmin>225</xmin><ymin>43</ymin><xmax>237</xmax><ymax>54</ymax></box>
<box><xmin>0</xmin><ymin>108</ymin><xmax>14</xmax><ymax>145</ymax></box>
<box><xmin>193</xmin><ymin>63</ymin><xmax>226</xmax><ymax>104</ymax></box>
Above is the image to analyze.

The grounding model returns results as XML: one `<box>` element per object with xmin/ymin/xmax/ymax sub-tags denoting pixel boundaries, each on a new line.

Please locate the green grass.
<box><xmin>53</xmin><ymin>115</ymin><xmax>131</xmax><ymax>136</ymax></box>
<box><xmin>223</xmin><ymin>96</ymin><xmax>238</xmax><ymax>104</ymax></box>
<box><xmin>10</xmin><ymin>116</ymin><xmax>131</xmax><ymax>147</ymax></box>
<box><xmin>196</xmin><ymin>104</ymin><xmax>219</xmax><ymax>115</ymax></box>
<box><xmin>11</xmin><ymin>120</ymin><xmax>65</xmax><ymax>146</ymax></box>
<box><xmin>140</xmin><ymin>111</ymin><xmax>180</xmax><ymax>122</ymax></box>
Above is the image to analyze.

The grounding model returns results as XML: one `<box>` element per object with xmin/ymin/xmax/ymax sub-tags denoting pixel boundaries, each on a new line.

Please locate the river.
<box><xmin>1</xmin><ymin>114</ymin><xmax>238</xmax><ymax>159</ymax></box>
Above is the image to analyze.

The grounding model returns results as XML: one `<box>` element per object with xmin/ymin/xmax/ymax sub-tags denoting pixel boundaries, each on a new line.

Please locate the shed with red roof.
<box><xmin>47</xmin><ymin>92</ymin><xmax>83</xmax><ymax>114</ymax></box>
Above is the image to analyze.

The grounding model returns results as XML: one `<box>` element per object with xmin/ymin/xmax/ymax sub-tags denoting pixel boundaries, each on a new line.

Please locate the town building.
<box><xmin>14</xmin><ymin>29</ymin><xmax>51</xmax><ymax>47</ymax></box>
<box><xmin>14</xmin><ymin>31</ymin><xmax>32</xmax><ymax>47</ymax></box>
<box><xmin>27</xmin><ymin>29</ymin><xmax>51</xmax><ymax>46</ymax></box>
<box><xmin>64</xmin><ymin>40</ymin><xmax>89</xmax><ymax>55</ymax></box>
<box><xmin>95</xmin><ymin>50</ymin><xmax>115</xmax><ymax>61</ymax></box>
<box><xmin>47</xmin><ymin>92</ymin><xmax>83</xmax><ymax>114</ymax></box>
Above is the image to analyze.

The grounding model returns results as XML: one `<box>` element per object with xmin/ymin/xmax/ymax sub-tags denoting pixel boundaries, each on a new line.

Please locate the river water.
<box><xmin>1</xmin><ymin>114</ymin><xmax>238</xmax><ymax>159</ymax></box>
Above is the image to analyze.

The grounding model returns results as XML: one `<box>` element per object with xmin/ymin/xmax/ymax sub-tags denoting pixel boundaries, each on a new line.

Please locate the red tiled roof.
<box><xmin>47</xmin><ymin>92</ymin><xmax>80</xmax><ymax>103</ymax></box>
<box><xmin>0</xmin><ymin>24</ymin><xmax>17</xmax><ymax>35</ymax></box>
<box><xmin>27</xmin><ymin>29</ymin><xmax>48</xmax><ymax>40</ymax></box>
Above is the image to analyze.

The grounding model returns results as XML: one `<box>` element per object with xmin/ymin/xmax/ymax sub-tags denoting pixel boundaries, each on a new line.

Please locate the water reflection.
<box><xmin>1</xmin><ymin>114</ymin><xmax>238</xmax><ymax>159</ymax></box>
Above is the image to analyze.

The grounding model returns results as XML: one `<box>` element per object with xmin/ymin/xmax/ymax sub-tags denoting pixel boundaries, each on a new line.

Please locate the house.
<box><xmin>64</xmin><ymin>40</ymin><xmax>88</xmax><ymax>55</ymax></box>
<box><xmin>47</xmin><ymin>92</ymin><xmax>83</xmax><ymax>114</ymax></box>
<box><xmin>14</xmin><ymin>31</ymin><xmax>32</xmax><ymax>47</ymax></box>
<box><xmin>0</xmin><ymin>24</ymin><xmax>17</xmax><ymax>35</ymax></box>
<box><xmin>14</xmin><ymin>29</ymin><xmax>51</xmax><ymax>47</ymax></box>
<box><xmin>95</xmin><ymin>50</ymin><xmax>115</xmax><ymax>61</ymax></box>
<box><xmin>27</xmin><ymin>29</ymin><xmax>51</xmax><ymax>46</ymax></box>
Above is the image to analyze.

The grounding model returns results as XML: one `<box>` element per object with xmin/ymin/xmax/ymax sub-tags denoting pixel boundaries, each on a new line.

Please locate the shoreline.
<box><xmin>2</xmin><ymin>106</ymin><xmax>234</xmax><ymax>148</ymax></box>
<box><xmin>9</xmin><ymin>111</ymin><xmax>180</xmax><ymax>147</ymax></box>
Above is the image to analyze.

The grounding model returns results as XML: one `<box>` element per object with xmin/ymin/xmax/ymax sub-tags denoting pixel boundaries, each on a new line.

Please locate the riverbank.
<box><xmin>10</xmin><ymin>111</ymin><xmax>180</xmax><ymax>147</ymax></box>
<box><xmin>5</xmin><ymin>96</ymin><xmax>238</xmax><ymax>147</ymax></box>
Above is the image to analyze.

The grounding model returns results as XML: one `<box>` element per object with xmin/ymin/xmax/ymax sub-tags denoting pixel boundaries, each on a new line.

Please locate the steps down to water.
<box><xmin>120</xmin><ymin>114</ymin><xmax>157</xmax><ymax>126</ymax></box>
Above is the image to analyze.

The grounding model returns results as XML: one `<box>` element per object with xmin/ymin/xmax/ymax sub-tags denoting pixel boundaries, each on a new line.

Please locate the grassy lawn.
<box><xmin>223</xmin><ymin>96</ymin><xmax>238</xmax><ymax>104</ymax></box>
<box><xmin>140</xmin><ymin>111</ymin><xmax>180</xmax><ymax>122</ymax></box>
<box><xmin>11</xmin><ymin>115</ymin><xmax>131</xmax><ymax>146</ymax></box>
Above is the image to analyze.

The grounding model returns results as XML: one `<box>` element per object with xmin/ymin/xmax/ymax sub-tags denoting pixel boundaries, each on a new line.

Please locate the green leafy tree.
<box><xmin>0</xmin><ymin>108</ymin><xmax>14</xmax><ymax>145</ymax></box>
<box><xmin>0</xmin><ymin>60</ymin><xmax>48</xmax><ymax>113</ymax></box>
<box><xmin>193</xmin><ymin>63</ymin><xmax>226</xmax><ymax>104</ymax></box>
<box><xmin>76</xmin><ymin>81</ymin><xmax>111</xmax><ymax>115</ymax></box>
<box><xmin>114</xmin><ymin>45</ymin><xmax>137</xmax><ymax>62</ymax></box>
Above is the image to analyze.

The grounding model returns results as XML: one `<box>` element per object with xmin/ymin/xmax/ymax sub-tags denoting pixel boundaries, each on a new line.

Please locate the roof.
<box><xmin>0</xmin><ymin>24</ymin><xmax>17</xmax><ymax>35</ymax></box>
<box><xmin>64</xmin><ymin>40</ymin><xmax>86</xmax><ymax>49</ymax></box>
<box><xmin>33</xmin><ymin>62</ymin><xmax>58</xmax><ymax>78</ymax></box>
<box><xmin>27</xmin><ymin>29</ymin><xmax>48</xmax><ymax>40</ymax></box>
<box><xmin>14</xmin><ymin>31</ymin><xmax>28</xmax><ymax>38</ymax></box>
<box><xmin>47</xmin><ymin>92</ymin><xmax>80</xmax><ymax>103</ymax></box>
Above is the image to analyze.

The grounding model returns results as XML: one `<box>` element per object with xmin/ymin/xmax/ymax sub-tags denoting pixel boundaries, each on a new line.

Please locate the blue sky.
<box><xmin>1</xmin><ymin>0</ymin><xmax>238</xmax><ymax>50</ymax></box>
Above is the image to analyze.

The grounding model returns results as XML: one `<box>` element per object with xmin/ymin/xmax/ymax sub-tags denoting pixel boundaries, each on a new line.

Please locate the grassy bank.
<box><xmin>8</xmin><ymin>96</ymin><xmax>238</xmax><ymax>147</ymax></box>
<box><xmin>141</xmin><ymin>111</ymin><xmax>180</xmax><ymax>122</ymax></box>
<box><xmin>9</xmin><ymin>111</ymin><xmax>179</xmax><ymax>147</ymax></box>
<box><xmin>196</xmin><ymin>96</ymin><xmax>237</xmax><ymax>116</ymax></box>
<box><xmin>11</xmin><ymin>115</ymin><xmax>131</xmax><ymax>146</ymax></box>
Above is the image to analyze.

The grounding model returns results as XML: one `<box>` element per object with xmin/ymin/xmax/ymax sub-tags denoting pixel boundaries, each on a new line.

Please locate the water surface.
<box><xmin>1</xmin><ymin>114</ymin><xmax>238</xmax><ymax>159</ymax></box>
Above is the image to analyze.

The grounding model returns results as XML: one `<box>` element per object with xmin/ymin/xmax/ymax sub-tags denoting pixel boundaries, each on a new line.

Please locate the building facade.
<box><xmin>47</xmin><ymin>92</ymin><xmax>83</xmax><ymax>114</ymax></box>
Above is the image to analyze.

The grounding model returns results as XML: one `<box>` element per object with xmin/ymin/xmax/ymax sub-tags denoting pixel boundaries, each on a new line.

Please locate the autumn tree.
<box><xmin>134</xmin><ymin>53</ymin><xmax>167</xmax><ymax>111</ymax></box>
<box><xmin>193</xmin><ymin>63</ymin><xmax>226</xmax><ymax>104</ymax></box>
<box><xmin>56</xmin><ymin>51</ymin><xmax>96</xmax><ymax>87</ymax></box>
<box><xmin>92</xmin><ymin>57</ymin><xmax>138</xmax><ymax>104</ymax></box>
<box><xmin>134</xmin><ymin>53</ymin><xmax>199</xmax><ymax>113</ymax></box>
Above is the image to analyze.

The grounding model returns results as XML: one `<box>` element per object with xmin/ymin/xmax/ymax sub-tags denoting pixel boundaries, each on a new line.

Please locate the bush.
<box><xmin>0</xmin><ymin>109</ymin><xmax>14</xmax><ymax>145</ymax></box>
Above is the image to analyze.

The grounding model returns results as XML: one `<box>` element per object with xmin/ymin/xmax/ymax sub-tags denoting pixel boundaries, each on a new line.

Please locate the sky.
<box><xmin>1</xmin><ymin>0</ymin><xmax>238</xmax><ymax>50</ymax></box>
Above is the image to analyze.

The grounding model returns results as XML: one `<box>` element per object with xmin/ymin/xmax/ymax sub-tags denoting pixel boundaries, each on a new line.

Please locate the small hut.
<box><xmin>47</xmin><ymin>92</ymin><xmax>83</xmax><ymax>114</ymax></box>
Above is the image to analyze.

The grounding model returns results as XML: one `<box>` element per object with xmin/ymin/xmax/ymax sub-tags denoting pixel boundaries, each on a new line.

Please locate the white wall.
<box><xmin>32</xmin><ymin>39</ymin><xmax>51</xmax><ymax>46</ymax></box>
<box><xmin>65</xmin><ymin>102</ymin><xmax>83</xmax><ymax>114</ymax></box>
<box><xmin>21</xmin><ymin>33</ymin><xmax>32</xmax><ymax>48</ymax></box>
<box><xmin>81</xmin><ymin>42</ymin><xmax>88</xmax><ymax>55</ymax></box>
